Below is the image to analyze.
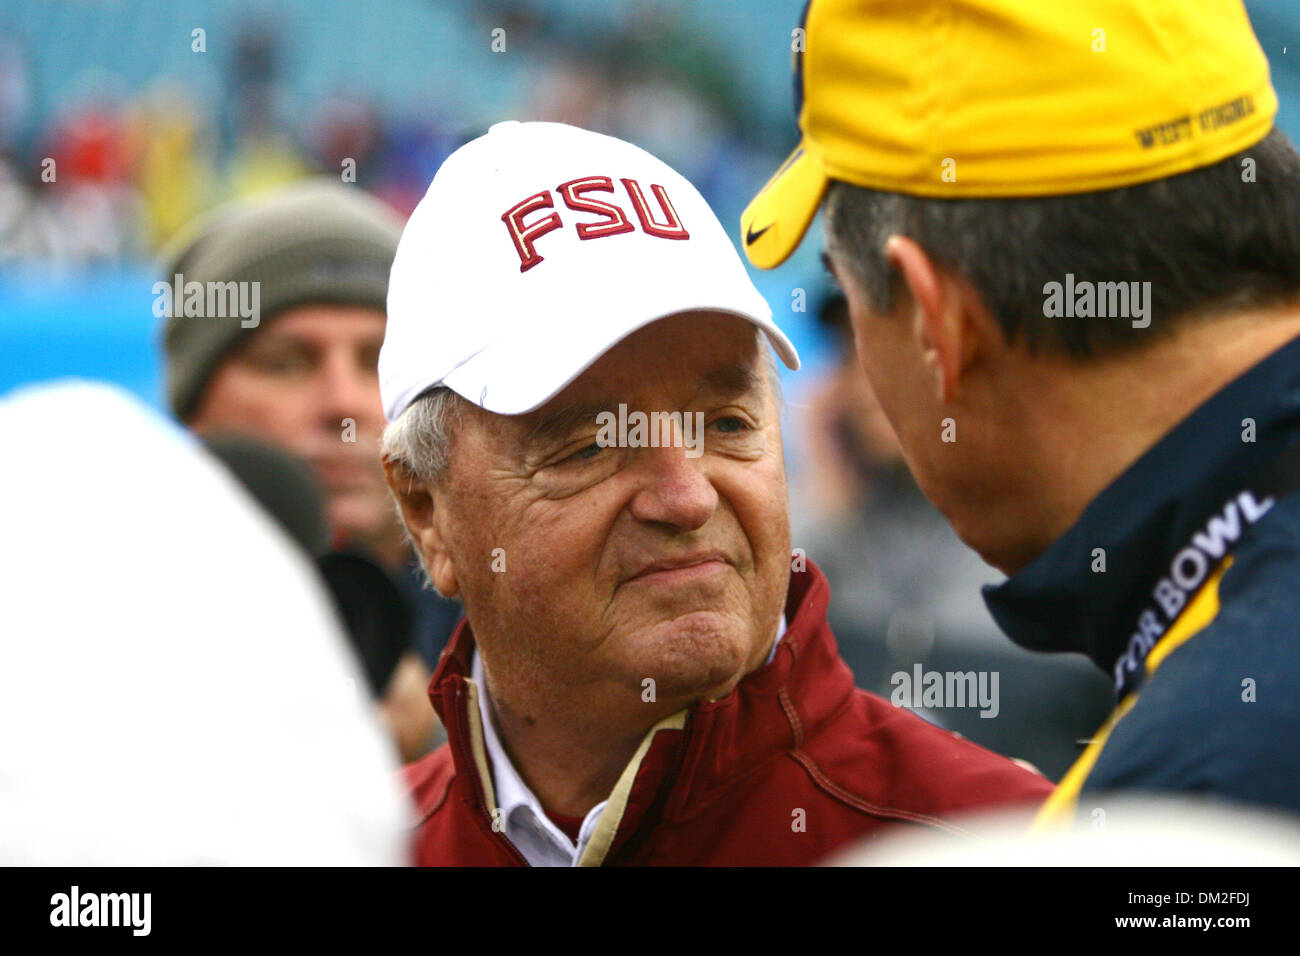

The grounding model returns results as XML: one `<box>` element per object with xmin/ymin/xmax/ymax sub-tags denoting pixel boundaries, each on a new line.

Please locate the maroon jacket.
<box><xmin>403</xmin><ymin>561</ymin><xmax>1052</xmax><ymax>865</ymax></box>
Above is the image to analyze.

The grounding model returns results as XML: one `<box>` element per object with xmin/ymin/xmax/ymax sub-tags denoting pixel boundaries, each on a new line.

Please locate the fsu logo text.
<box><xmin>501</xmin><ymin>176</ymin><xmax>689</xmax><ymax>272</ymax></box>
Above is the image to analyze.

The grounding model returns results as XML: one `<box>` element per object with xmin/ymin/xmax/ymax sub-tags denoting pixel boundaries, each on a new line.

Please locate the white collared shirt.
<box><xmin>472</xmin><ymin>617</ymin><xmax>787</xmax><ymax>867</ymax></box>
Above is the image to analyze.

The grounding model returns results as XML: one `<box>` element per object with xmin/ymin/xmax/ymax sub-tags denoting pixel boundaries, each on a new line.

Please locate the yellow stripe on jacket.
<box><xmin>1033</xmin><ymin>558</ymin><xmax>1231</xmax><ymax>830</ymax></box>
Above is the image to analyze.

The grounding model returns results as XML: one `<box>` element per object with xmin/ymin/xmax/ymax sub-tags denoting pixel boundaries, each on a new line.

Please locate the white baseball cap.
<box><xmin>380</xmin><ymin>121</ymin><xmax>799</xmax><ymax>420</ymax></box>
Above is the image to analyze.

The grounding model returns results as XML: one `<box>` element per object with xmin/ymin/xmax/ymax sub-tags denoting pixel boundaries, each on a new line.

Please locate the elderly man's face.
<box><xmin>426</xmin><ymin>311</ymin><xmax>790</xmax><ymax>709</ymax></box>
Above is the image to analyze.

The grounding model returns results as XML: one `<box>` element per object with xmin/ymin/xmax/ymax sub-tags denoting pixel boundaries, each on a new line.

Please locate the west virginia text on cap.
<box><xmin>742</xmin><ymin>0</ymin><xmax>1278</xmax><ymax>269</ymax></box>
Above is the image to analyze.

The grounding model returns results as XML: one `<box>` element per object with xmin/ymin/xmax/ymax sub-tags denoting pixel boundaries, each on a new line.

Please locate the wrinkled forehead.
<box><xmin>520</xmin><ymin>316</ymin><xmax>771</xmax><ymax>420</ymax></box>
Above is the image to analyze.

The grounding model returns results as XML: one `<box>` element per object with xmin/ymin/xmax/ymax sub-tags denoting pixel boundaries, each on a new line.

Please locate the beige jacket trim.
<box><xmin>576</xmin><ymin>709</ymin><xmax>688</xmax><ymax>867</ymax></box>
<box><xmin>462</xmin><ymin>678</ymin><xmax>498</xmax><ymax>817</ymax></box>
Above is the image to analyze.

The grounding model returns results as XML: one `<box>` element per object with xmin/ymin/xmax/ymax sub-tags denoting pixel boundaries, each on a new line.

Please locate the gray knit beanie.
<box><xmin>159</xmin><ymin>179</ymin><xmax>405</xmax><ymax>421</ymax></box>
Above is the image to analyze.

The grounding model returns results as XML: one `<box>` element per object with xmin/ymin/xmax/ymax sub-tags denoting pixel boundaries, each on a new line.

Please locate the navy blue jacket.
<box><xmin>984</xmin><ymin>332</ymin><xmax>1300</xmax><ymax>815</ymax></box>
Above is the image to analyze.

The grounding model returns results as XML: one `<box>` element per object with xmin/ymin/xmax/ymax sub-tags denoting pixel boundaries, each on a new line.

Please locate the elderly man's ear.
<box><xmin>884</xmin><ymin>235</ymin><xmax>986</xmax><ymax>404</ymax></box>
<box><xmin>381</xmin><ymin>457</ymin><xmax>460</xmax><ymax>598</ymax></box>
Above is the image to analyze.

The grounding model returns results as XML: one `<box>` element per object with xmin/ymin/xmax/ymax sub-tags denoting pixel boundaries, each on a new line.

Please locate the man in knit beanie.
<box><xmin>161</xmin><ymin>178</ymin><xmax>401</xmax><ymax>559</ymax></box>
<box><xmin>158</xmin><ymin>179</ymin><xmax>459</xmax><ymax>760</ymax></box>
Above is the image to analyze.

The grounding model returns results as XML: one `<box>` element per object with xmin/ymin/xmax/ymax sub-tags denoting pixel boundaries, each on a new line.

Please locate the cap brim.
<box><xmin>443</xmin><ymin>305</ymin><xmax>799</xmax><ymax>416</ymax></box>
<box><xmin>741</xmin><ymin>143</ymin><xmax>829</xmax><ymax>270</ymax></box>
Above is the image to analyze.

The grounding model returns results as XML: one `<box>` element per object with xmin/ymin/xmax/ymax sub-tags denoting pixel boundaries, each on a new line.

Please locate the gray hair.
<box><xmin>380</xmin><ymin>385</ymin><xmax>467</xmax><ymax>485</ymax></box>
<box><xmin>823</xmin><ymin>128</ymin><xmax>1300</xmax><ymax>357</ymax></box>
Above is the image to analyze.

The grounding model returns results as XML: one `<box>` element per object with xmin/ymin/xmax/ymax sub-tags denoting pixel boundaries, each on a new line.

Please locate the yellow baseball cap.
<box><xmin>742</xmin><ymin>0</ymin><xmax>1278</xmax><ymax>269</ymax></box>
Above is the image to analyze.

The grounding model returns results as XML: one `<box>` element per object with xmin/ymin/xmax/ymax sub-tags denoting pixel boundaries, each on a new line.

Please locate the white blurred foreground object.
<box><xmin>832</xmin><ymin>796</ymin><xmax>1300</xmax><ymax>866</ymax></box>
<box><xmin>0</xmin><ymin>382</ymin><xmax>411</xmax><ymax>864</ymax></box>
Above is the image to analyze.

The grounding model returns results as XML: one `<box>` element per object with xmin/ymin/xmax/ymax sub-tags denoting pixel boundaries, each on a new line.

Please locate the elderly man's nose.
<box><xmin>628</xmin><ymin>446</ymin><xmax>718</xmax><ymax>531</ymax></box>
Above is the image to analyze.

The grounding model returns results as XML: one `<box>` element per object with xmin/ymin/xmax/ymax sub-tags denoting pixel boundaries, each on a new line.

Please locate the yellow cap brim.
<box><xmin>740</xmin><ymin>143</ymin><xmax>829</xmax><ymax>269</ymax></box>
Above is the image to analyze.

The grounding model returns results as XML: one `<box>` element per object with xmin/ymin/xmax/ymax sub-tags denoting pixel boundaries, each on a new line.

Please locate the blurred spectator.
<box><xmin>370</xmin><ymin>113</ymin><xmax>458</xmax><ymax>218</ymax></box>
<box><xmin>158</xmin><ymin>179</ymin><xmax>461</xmax><ymax>760</ymax></box>
<box><xmin>0</xmin><ymin>158</ymin><xmax>63</xmax><ymax>264</ymax></box>
<box><xmin>130</xmin><ymin>82</ymin><xmax>217</xmax><ymax>252</ymax></box>
<box><xmin>222</xmin><ymin>18</ymin><xmax>310</xmax><ymax>199</ymax></box>
<box><xmin>39</xmin><ymin>98</ymin><xmax>145</xmax><ymax>263</ymax></box>
<box><xmin>799</xmin><ymin>291</ymin><xmax>908</xmax><ymax>522</ymax></box>
<box><xmin>305</xmin><ymin>93</ymin><xmax>384</xmax><ymax>185</ymax></box>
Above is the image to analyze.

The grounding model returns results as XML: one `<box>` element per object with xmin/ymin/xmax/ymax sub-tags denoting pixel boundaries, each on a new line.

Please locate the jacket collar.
<box><xmin>426</xmin><ymin>560</ymin><xmax>846</xmax><ymax>861</ymax></box>
<box><xmin>984</xmin><ymin>331</ymin><xmax>1300</xmax><ymax>690</ymax></box>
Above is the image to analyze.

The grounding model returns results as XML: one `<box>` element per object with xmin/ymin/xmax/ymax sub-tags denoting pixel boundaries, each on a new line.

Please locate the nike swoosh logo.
<box><xmin>745</xmin><ymin>222</ymin><xmax>772</xmax><ymax>246</ymax></box>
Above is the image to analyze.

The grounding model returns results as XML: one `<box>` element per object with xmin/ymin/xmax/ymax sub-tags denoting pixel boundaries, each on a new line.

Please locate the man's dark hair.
<box><xmin>824</xmin><ymin>128</ymin><xmax>1300</xmax><ymax>357</ymax></box>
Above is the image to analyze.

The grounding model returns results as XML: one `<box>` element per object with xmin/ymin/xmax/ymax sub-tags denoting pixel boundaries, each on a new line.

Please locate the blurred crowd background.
<box><xmin>3</xmin><ymin>0</ymin><xmax>1299</xmax><ymax>780</ymax></box>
